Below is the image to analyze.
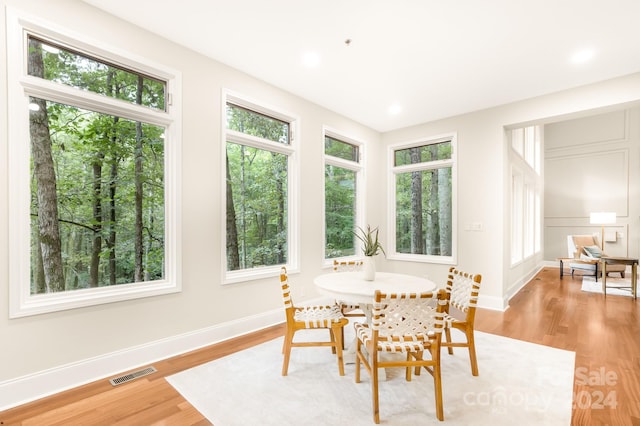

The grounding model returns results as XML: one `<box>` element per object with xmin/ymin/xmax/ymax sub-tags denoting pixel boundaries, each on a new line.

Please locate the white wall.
<box><xmin>2</xmin><ymin>0</ymin><xmax>640</xmax><ymax>410</ymax></box>
<box><xmin>380</xmin><ymin>78</ymin><xmax>640</xmax><ymax>308</ymax></box>
<box><xmin>544</xmin><ymin>107</ymin><xmax>640</xmax><ymax>260</ymax></box>
<box><xmin>0</xmin><ymin>0</ymin><xmax>379</xmax><ymax>408</ymax></box>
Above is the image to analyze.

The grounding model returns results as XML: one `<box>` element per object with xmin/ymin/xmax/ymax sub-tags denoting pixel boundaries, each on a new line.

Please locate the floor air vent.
<box><xmin>109</xmin><ymin>366</ymin><xmax>157</xmax><ymax>386</ymax></box>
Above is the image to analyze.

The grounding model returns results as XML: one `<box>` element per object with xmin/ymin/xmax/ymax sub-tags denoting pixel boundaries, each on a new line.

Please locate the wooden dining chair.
<box><xmin>279</xmin><ymin>266</ymin><xmax>349</xmax><ymax>376</ymax></box>
<box><xmin>355</xmin><ymin>289</ymin><xmax>448</xmax><ymax>423</ymax></box>
<box><xmin>333</xmin><ymin>259</ymin><xmax>366</xmax><ymax>349</ymax></box>
<box><xmin>441</xmin><ymin>266</ymin><xmax>483</xmax><ymax>376</ymax></box>
<box><xmin>332</xmin><ymin>259</ymin><xmax>366</xmax><ymax>317</ymax></box>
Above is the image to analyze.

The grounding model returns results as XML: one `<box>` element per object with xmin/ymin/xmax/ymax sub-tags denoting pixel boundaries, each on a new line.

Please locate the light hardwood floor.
<box><xmin>1</xmin><ymin>266</ymin><xmax>639</xmax><ymax>425</ymax></box>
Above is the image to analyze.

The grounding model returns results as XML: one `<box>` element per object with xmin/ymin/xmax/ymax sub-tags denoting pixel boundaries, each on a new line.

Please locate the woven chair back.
<box><xmin>370</xmin><ymin>291</ymin><xmax>446</xmax><ymax>352</ymax></box>
<box><xmin>446</xmin><ymin>268</ymin><xmax>482</xmax><ymax>313</ymax></box>
<box><xmin>332</xmin><ymin>259</ymin><xmax>364</xmax><ymax>272</ymax></box>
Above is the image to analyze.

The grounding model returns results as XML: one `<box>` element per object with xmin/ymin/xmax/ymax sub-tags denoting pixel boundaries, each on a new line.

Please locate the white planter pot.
<box><xmin>363</xmin><ymin>256</ymin><xmax>376</xmax><ymax>281</ymax></box>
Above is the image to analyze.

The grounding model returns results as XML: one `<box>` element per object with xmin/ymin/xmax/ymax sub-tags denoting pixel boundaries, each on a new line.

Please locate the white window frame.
<box><xmin>222</xmin><ymin>90</ymin><xmax>300</xmax><ymax>284</ymax></box>
<box><xmin>509</xmin><ymin>125</ymin><xmax>542</xmax><ymax>266</ymax></box>
<box><xmin>510</xmin><ymin>168</ymin><xmax>524</xmax><ymax>264</ymax></box>
<box><xmin>7</xmin><ymin>9</ymin><xmax>183</xmax><ymax>318</ymax></box>
<box><xmin>387</xmin><ymin>133</ymin><xmax>457</xmax><ymax>264</ymax></box>
<box><xmin>322</xmin><ymin>127</ymin><xmax>366</xmax><ymax>265</ymax></box>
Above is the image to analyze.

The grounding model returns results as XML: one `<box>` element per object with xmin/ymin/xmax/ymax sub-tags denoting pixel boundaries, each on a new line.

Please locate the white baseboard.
<box><xmin>0</xmin><ymin>280</ymin><xmax>539</xmax><ymax>411</ymax></box>
<box><xmin>477</xmin><ymin>294</ymin><xmax>509</xmax><ymax>311</ymax></box>
<box><xmin>0</xmin><ymin>307</ymin><xmax>284</xmax><ymax>411</ymax></box>
<box><xmin>505</xmin><ymin>264</ymin><xmax>545</xmax><ymax>303</ymax></box>
<box><xmin>477</xmin><ymin>264</ymin><xmax>546</xmax><ymax>312</ymax></box>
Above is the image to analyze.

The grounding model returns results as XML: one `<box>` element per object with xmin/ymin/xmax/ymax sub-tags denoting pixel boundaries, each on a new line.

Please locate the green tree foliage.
<box><xmin>226</xmin><ymin>104</ymin><xmax>288</xmax><ymax>270</ymax></box>
<box><xmin>28</xmin><ymin>38</ymin><xmax>166</xmax><ymax>293</ymax></box>
<box><xmin>324</xmin><ymin>136</ymin><xmax>358</xmax><ymax>258</ymax></box>
<box><xmin>395</xmin><ymin>141</ymin><xmax>452</xmax><ymax>256</ymax></box>
<box><xmin>325</xmin><ymin>165</ymin><xmax>356</xmax><ymax>257</ymax></box>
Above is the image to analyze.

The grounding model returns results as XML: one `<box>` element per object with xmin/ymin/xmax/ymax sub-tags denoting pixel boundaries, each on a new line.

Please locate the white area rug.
<box><xmin>581</xmin><ymin>276</ymin><xmax>635</xmax><ymax>297</ymax></box>
<box><xmin>166</xmin><ymin>326</ymin><xmax>575</xmax><ymax>425</ymax></box>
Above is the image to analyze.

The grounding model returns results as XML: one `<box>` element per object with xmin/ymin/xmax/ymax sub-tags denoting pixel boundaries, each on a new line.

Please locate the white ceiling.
<box><xmin>82</xmin><ymin>0</ymin><xmax>640</xmax><ymax>132</ymax></box>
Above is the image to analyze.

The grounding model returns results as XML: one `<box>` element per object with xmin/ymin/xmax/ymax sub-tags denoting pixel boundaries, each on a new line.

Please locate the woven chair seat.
<box><xmin>280</xmin><ymin>267</ymin><xmax>348</xmax><ymax>376</ymax></box>
<box><xmin>355</xmin><ymin>290</ymin><xmax>448</xmax><ymax>423</ymax></box>
<box><xmin>294</xmin><ymin>304</ymin><xmax>346</xmax><ymax>328</ymax></box>
<box><xmin>354</xmin><ymin>323</ymin><xmax>431</xmax><ymax>353</ymax></box>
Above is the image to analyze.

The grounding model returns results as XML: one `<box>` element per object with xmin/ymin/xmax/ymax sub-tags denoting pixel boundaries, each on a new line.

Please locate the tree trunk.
<box><xmin>134</xmin><ymin>75</ymin><xmax>144</xmax><ymax>282</ymax></box>
<box><xmin>28</xmin><ymin>41</ymin><xmax>65</xmax><ymax>292</ymax></box>
<box><xmin>226</xmin><ymin>153</ymin><xmax>240</xmax><ymax>270</ymax></box>
<box><xmin>90</xmin><ymin>156</ymin><xmax>104</xmax><ymax>287</ymax></box>
<box><xmin>438</xmin><ymin>167</ymin><xmax>452</xmax><ymax>256</ymax></box>
<box><xmin>108</xmin><ymin>160</ymin><xmax>118</xmax><ymax>285</ymax></box>
<box><xmin>409</xmin><ymin>148</ymin><xmax>423</xmax><ymax>254</ymax></box>
<box><xmin>240</xmin><ymin>146</ymin><xmax>247</xmax><ymax>267</ymax></box>
<box><xmin>33</xmin><ymin>230</ymin><xmax>46</xmax><ymax>293</ymax></box>
<box><xmin>427</xmin><ymin>146</ymin><xmax>440</xmax><ymax>255</ymax></box>
<box><xmin>272</xmin><ymin>153</ymin><xmax>286</xmax><ymax>264</ymax></box>
<box><xmin>106</xmin><ymin>72</ymin><xmax>119</xmax><ymax>286</ymax></box>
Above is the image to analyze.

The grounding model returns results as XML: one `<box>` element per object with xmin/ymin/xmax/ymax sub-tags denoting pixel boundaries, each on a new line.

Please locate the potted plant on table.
<box><xmin>354</xmin><ymin>225</ymin><xmax>386</xmax><ymax>281</ymax></box>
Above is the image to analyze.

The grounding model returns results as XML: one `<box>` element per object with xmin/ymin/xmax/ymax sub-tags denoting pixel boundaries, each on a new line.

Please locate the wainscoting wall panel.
<box><xmin>543</xmin><ymin>107</ymin><xmax>640</xmax><ymax>261</ymax></box>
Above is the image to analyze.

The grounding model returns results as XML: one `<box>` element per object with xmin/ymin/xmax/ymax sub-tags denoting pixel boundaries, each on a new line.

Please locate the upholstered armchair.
<box><xmin>567</xmin><ymin>235</ymin><xmax>625</xmax><ymax>280</ymax></box>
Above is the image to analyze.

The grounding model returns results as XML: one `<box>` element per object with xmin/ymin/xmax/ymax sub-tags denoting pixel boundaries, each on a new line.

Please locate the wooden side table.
<box><xmin>601</xmin><ymin>257</ymin><xmax>638</xmax><ymax>299</ymax></box>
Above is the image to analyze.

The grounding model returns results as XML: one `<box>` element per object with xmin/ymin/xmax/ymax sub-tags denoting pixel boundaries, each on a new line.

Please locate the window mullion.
<box><xmin>20</xmin><ymin>76</ymin><xmax>171</xmax><ymax>126</ymax></box>
<box><xmin>393</xmin><ymin>159</ymin><xmax>452</xmax><ymax>174</ymax></box>
<box><xmin>226</xmin><ymin>130</ymin><xmax>294</xmax><ymax>156</ymax></box>
<box><xmin>325</xmin><ymin>155</ymin><xmax>362</xmax><ymax>172</ymax></box>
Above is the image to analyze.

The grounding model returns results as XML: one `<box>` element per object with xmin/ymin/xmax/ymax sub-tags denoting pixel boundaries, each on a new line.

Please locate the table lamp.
<box><xmin>589</xmin><ymin>212</ymin><xmax>616</xmax><ymax>251</ymax></box>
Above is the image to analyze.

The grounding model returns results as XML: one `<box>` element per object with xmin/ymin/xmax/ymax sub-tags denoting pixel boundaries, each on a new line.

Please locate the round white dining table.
<box><xmin>313</xmin><ymin>271</ymin><xmax>437</xmax><ymax>376</ymax></box>
<box><xmin>313</xmin><ymin>271</ymin><xmax>437</xmax><ymax>305</ymax></box>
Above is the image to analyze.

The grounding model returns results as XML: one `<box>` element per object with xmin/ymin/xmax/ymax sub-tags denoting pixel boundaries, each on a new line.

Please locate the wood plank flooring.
<box><xmin>1</xmin><ymin>266</ymin><xmax>639</xmax><ymax>425</ymax></box>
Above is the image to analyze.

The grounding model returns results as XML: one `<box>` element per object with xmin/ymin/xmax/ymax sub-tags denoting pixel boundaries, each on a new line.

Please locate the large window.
<box><xmin>323</xmin><ymin>130</ymin><xmax>364</xmax><ymax>260</ymax></box>
<box><xmin>8</xmin><ymin>13</ymin><xmax>182</xmax><ymax>317</ymax></box>
<box><xmin>510</xmin><ymin>125</ymin><xmax>542</xmax><ymax>265</ymax></box>
<box><xmin>224</xmin><ymin>93</ymin><xmax>298</xmax><ymax>282</ymax></box>
<box><xmin>388</xmin><ymin>135</ymin><xmax>456</xmax><ymax>263</ymax></box>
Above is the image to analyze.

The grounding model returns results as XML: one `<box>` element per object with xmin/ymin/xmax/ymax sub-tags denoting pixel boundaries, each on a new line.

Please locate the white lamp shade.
<box><xmin>589</xmin><ymin>212</ymin><xmax>616</xmax><ymax>225</ymax></box>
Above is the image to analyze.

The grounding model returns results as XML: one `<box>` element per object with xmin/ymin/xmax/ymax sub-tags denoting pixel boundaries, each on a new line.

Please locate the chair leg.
<box><xmin>444</xmin><ymin>327</ymin><xmax>454</xmax><ymax>355</ymax></box>
<box><xmin>405</xmin><ymin>352</ymin><xmax>413</xmax><ymax>381</ymax></box>
<box><xmin>330</xmin><ymin>329</ymin><xmax>337</xmax><ymax>354</ymax></box>
<box><xmin>355</xmin><ymin>338</ymin><xmax>361</xmax><ymax>383</ymax></box>
<box><xmin>281</xmin><ymin>328</ymin><xmax>294</xmax><ymax>376</ymax></box>
<box><xmin>466</xmin><ymin>327</ymin><xmax>479</xmax><ymax>376</ymax></box>
<box><xmin>413</xmin><ymin>351</ymin><xmax>424</xmax><ymax>376</ymax></box>
<box><xmin>431</xmin><ymin>346</ymin><xmax>444</xmax><ymax>421</ymax></box>
<box><xmin>331</xmin><ymin>324</ymin><xmax>345</xmax><ymax>376</ymax></box>
<box><xmin>371</xmin><ymin>352</ymin><xmax>380</xmax><ymax>424</ymax></box>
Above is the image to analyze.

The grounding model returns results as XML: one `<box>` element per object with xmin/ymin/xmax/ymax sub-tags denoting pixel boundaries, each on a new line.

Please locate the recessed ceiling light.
<box><xmin>301</xmin><ymin>51</ymin><xmax>321</xmax><ymax>68</ymax></box>
<box><xmin>388</xmin><ymin>104</ymin><xmax>402</xmax><ymax>115</ymax></box>
<box><xmin>570</xmin><ymin>48</ymin><xmax>595</xmax><ymax>65</ymax></box>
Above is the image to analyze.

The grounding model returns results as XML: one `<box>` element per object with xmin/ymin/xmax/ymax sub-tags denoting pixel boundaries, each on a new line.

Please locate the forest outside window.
<box><xmin>388</xmin><ymin>135</ymin><xmax>456</xmax><ymax>263</ymax></box>
<box><xmin>8</xmin><ymin>14</ymin><xmax>181</xmax><ymax>317</ymax></box>
<box><xmin>224</xmin><ymin>95</ymin><xmax>299</xmax><ymax>283</ymax></box>
<box><xmin>324</xmin><ymin>132</ymin><xmax>364</xmax><ymax>260</ymax></box>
